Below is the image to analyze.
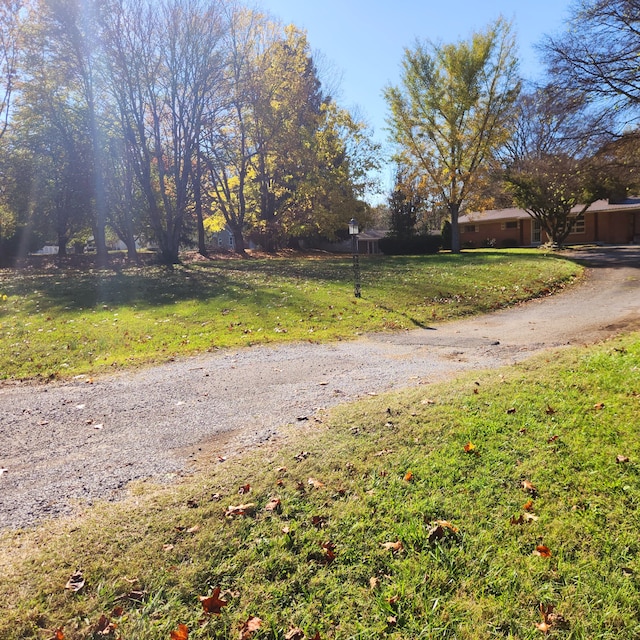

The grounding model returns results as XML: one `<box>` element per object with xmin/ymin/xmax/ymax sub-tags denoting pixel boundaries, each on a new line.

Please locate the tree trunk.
<box><xmin>449</xmin><ymin>202</ymin><xmax>461</xmax><ymax>253</ymax></box>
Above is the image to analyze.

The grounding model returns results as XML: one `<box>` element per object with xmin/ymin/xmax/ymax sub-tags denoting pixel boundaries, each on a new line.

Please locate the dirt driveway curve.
<box><xmin>1</xmin><ymin>246</ymin><xmax>639</xmax><ymax>529</ymax></box>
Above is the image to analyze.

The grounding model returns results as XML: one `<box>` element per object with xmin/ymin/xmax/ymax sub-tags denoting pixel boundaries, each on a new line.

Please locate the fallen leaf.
<box><xmin>463</xmin><ymin>441</ymin><xmax>476</xmax><ymax>453</ymax></box>
<box><xmin>387</xmin><ymin>594</ymin><xmax>401</xmax><ymax>606</ymax></box>
<box><xmin>308</xmin><ymin>477</ymin><xmax>325</xmax><ymax>489</ymax></box>
<box><xmin>170</xmin><ymin>623</ymin><xmax>189</xmax><ymax>640</ymax></box>
<box><xmin>545</xmin><ymin>405</ymin><xmax>556</xmax><ymax>415</ymax></box>
<box><xmin>65</xmin><ymin>570</ymin><xmax>85</xmax><ymax>592</ymax></box>
<box><xmin>312</xmin><ymin>515</ymin><xmax>326</xmax><ymax>528</ymax></box>
<box><xmin>111</xmin><ymin>606</ymin><xmax>124</xmax><ymax>617</ymax></box>
<box><xmin>427</xmin><ymin>521</ymin><xmax>459</xmax><ymax>543</ymax></box>
<box><xmin>387</xmin><ymin>616</ymin><xmax>397</xmax><ymax>626</ymax></box>
<box><xmin>533</xmin><ymin>545</ymin><xmax>552</xmax><ymax>558</ymax></box>
<box><xmin>321</xmin><ymin>540</ymin><xmax>336</xmax><ymax>563</ymax></box>
<box><xmin>616</xmin><ymin>455</ymin><xmax>630</xmax><ymax>464</ymax></box>
<box><xmin>295</xmin><ymin>451</ymin><xmax>310</xmax><ymax>462</ymax></box>
<box><xmin>374</xmin><ymin>449</ymin><xmax>394</xmax><ymax>456</ymax></box>
<box><xmin>48</xmin><ymin>628</ymin><xmax>65</xmax><ymax>640</ymax></box>
<box><xmin>200</xmin><ymin>586</ymin><xmax>228</xmax><ymax>615</ymax></box>
<box><xmin>535</xmin><ymin>621</ymin><xmax>551</xmax><ymax>634</ymax></box>
<box><xmin>622</xmin><ymin>567</ymin><xmax>634</xmax><ymax>576</ymax></box>
<box><xmin>404</xmin><ymin>470</ymin><xmax>414</xmax><ymax>482</ymax></box>
<box><xmin>523</xmin><ymin>499</ymin><xmax>534</xmax><ymax>511</ymax></box>
<box><xmin>547</xmin><ymin>435</ymin><xmax>559</xmax><ymax>443</ymax></box>
<box><xmin>225</xmin><ymin>503</ymin><xmax>256</xmax><ymax>517</ymax></box>
<box><xmin>593</xmin><ymin>402</ymin><xmax>605</xmax><ymax>410</ymax></box>
<box><xmin>238</xmin><ymin>484</ymin><xmax>251</xmax><ymax>495</ymax></box>
<box><xmin>93</xmin><ymin>614</ymin><xmax>117</xmax><ymax>635</ymax></box>
<box><xmin>265</xmin><ymin>498</ymin><xmax>281</xmax><ymax>512</ymax></box>
<box><xmin>381</xmin><ymin>540</ymin><xmax>403</xmax><ymax>552</ymax></box>
<box><xmin>186</xmin><ymin>525</ymin><xmax>200</xmax><ymax>534</ymax></box>
<box><xmin>507</xmin><ymin>407</ymin><xmax>517</xmax><ymax>414</ymax></box>
<box><xmin>522</xmin><ymin>480</ymin><xmax>538</xmax><ymax>495</ymax></box>
<box><xmin>284</xmin><ymin>628</ymin><xmax>305</xmax><ymax>640</ymax></box>
<box><xmin>369</xmin><ymin>576</ymin><xmax>380</xmax><ymax>589</ymax></box>
<box><xmin>421</xmin><ymin>399</ymin><xmax>436</xmax><ymax>405</ymax></box>
<box><xmin>239</xmin><ymin>616</ymin><xmax>263</xmax><ymax>639</ymax></box>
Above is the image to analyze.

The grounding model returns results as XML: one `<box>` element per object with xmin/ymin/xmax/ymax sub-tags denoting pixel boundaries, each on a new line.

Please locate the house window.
<box><xmin>229</xmin><ymin>234</ymin><xmax>234</xmax><ymax>247</ymax></box>
<box><xmin>217</xmin><ymin>236</ymin><xmax>223</xmax><ymax>247</ymax></box>
<box><xmin>501</xmin><ymin>220</ymin><xmax>518</xmax><ymax>230</ymax></box>
<box><xmin>532</xmin><ymin>220</ymin><xmax>542</xmax><ymax>244</ymax></box>
<box><xmin>465</xmin><ymin>225</ymin><xmax>478</xmax><ymax>233</ymax></box>
<box><xmin>570</xmin><ymin>217</ymin><xmax>585</xmax><ymax>234</ymax></box>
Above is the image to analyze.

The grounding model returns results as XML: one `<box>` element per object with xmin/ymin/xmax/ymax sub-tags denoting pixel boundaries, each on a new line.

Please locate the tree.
<box><xmin>101</xmin><ymin>0</ymin><xmax>225</xmax><ymax>264</ymax></box>
<box><xmin>0</xmin><ymin>0</ymin><xmax>23</xmax><ymax>141</ymax></box>
<box><xmin>544</xmin><ymin>0</ymin><xmax>640</xmax><ymax>118</ymax></box>
<box><xmin>385</xmin><ymin>18</ymin><xmax>520</xmax><ymax>252</ymax></box>
<box><xmin>503</xmin><ymin>85</ymin><xmax>615</xmax><ymax>246</ymax></box>
<box><xmin>388</xmin><ymin>168</ymin><xmax>419</xmax><ymax>237</ymax></box>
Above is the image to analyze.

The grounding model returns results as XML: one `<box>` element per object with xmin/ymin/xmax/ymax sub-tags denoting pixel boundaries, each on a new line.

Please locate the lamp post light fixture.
<box><xmin>348</xmin><ymin>217</ymin><xmax>361</xmax><ymax>298</ymax></box>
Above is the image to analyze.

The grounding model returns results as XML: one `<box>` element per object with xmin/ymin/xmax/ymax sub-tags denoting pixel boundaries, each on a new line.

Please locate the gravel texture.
<box><xmin>1</xmin><ymin>246</ymin><xmax>639</xmax><ymax>529</ymax></box>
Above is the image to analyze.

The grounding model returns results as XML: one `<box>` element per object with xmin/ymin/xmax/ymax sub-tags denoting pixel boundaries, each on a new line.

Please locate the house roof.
<box><xmin>459</xmin><ymin>198</ymin><xmax>640</xmax><ymax>224</ymax></box>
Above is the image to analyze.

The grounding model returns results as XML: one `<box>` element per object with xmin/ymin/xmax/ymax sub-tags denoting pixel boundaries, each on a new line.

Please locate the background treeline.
<box><xmin>0</xmin><ymin>0</ymin><xmax>380</xmax><ymax>265</ymax></box>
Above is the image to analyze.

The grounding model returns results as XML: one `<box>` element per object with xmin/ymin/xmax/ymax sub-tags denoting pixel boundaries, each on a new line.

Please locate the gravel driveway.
<box><xmin>1</xmin><ymin>246</ymin><xmax>639</xmax><ymax>530</ymax></box>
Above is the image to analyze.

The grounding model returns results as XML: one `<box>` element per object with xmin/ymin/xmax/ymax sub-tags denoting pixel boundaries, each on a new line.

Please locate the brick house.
<box><xmin>458</xmin><ymin>198</ymin><xmax>640</xmax><ymax>248</ymax></box>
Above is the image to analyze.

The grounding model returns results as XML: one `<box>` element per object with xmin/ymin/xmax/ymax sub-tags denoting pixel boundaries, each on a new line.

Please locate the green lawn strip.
<box><xmin>1</xmin><ymin>332</ymin><xmax>639</xmax><ymax>639</ymax></box>
<box><xmin>0</xmin><ymin>250</ymin><xmax>580</xmax><ymax>380</ymax></box>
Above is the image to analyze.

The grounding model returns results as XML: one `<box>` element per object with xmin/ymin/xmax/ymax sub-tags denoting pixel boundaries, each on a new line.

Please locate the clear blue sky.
<box><xmin>256</xmin><ymin>0</ymin><xmax>574</xmax><ymax>199</ymax></box>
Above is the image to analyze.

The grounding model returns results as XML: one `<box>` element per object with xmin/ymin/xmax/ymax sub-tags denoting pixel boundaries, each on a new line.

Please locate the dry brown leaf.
<box><xmin>186</xmin><ymin>525</ymin><xmax>200</xmax><ymax>534</ymax></box>
<box><xmin>616</xmin><ymin>455</ymin><xmax>630</xmax><ymax>464</ymax></box>
<box><xmin>369</xmin><ymin>576</ymin><xmax>380</xmax><ymax>589</ymax></box>
<box><xmin>374</xmin><ymin>449</ymin><xmax>394</xmax><ymax>456</ymax></box>
<box><xmin>545</xmin><ymin>405</ymin><xmax>556</xmax><ymax>415</ymax></box>
<box><xmin>170</xmin><ymin>623</ymin><xmax>189</xmax><ymax>640</ymax></box>
<box><xmin>535</xmin><ymin>621</ymin><xmax>551</xmax><ymax>634</ymax></box>
<box><xmin>533</xmin><ymin>545</ymin><xmax>552</xmax><ymax>558</ymax></box>
<box><xmin>522</xmin><ymin>480</ymin><xmax>538</xmax><ymax>495</ymax></box>
<box><xmin>523</xmin><ymin>499</ymin><xmax>534</xmax><ymax>511</ymax></box>
<box><xmin>238</xmin><ymin>484</ymin><xmax>251</xmax><ymax>495</ymax></box>
<box><xmin>381</xmin><ymin>540</ymin><xmax>403</xmax><ymax>552</ymax></box>
<box><xmin>265</xmin><ymin>498</ymin><xmax>281</xmax><ymax>512</ymax></box>
<box><xmin>48</xmin><ymin>628</ymin><xmax>65</xmax><ymax>640</ymax></box>
<box><xmin>507</xmin><ymin>407</ymin><xmax>517</xmax><ymax>414</ymax></box>
<box><xmin>225</xmin><ymin>503</ymin><xmax>255</xmax><ymax>517</ymax></box>
<box><xmin>547</xmin><ymin>435</ymin><xmax>559</xmax><ymax>443</ymax></box>
<box><xmin>239</xmin><ymin>616</ymin><xmax>262</xmax><ymax>640</ymax></box>
<box><xmin>284</xmin><ymin>628</ymin><xmax>305</xmax><ymax>640</ymax></box>
<box><xmin>308</xmin><ymin>477</ymin><xmax>325</xmax><ymax>489</ymax></box>
<box><xmin>199</xmin><ymin>586</ymin><xmax>228</xmax><ymax>615</ymax></box>
<box><xmin>65</xmin><ymin>570</ymin><xmax>85</xmax><ymax>592</ymax></box>
<box><xmin>387</xmin><ymin>616</ymin><xmax>397</xmax><ymax>626</ymax></box>
<box><xmin>593</xmin><ymin>402</ymin><xmax>605</xmax><ymax>410</ymax></box>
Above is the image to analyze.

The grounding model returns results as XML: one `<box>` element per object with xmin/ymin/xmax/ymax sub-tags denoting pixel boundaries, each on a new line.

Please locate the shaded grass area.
<box><xmin>0</xmin><ymin>250</ymin><xmax>579</xmax><ymax>380</ymax></box>
<box><xmin>1</xmin><ymin>333</ymin><xmax>639</xmax><ymax>639</ymax></box>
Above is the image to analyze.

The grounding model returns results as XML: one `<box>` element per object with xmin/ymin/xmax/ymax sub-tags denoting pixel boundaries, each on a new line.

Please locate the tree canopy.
<box><xmin>384</xmin><ymin>18</ymin><xmax>520</xmax><ymax>253</ymax></box>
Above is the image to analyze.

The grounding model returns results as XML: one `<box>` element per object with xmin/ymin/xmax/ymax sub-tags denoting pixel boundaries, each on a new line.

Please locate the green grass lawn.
<box><xmin>0</xmin><ymin>250</ymin><xmax>579</xmax><ymax>380</ymax></box>
<box><xmin>1</xmin><ymin>332</ymin><xmax>639</xmax><ymax>639</ymax></box>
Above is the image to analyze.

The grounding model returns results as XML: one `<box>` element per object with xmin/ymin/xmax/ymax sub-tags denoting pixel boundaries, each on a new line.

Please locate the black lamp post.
<box><xmin>349</xmin><ymin>217</ymin><xmax>361</xmax><ymax>298</ymax></box>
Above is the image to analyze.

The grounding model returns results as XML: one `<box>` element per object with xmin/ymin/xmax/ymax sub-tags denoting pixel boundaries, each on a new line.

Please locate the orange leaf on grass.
<box><xmin>463</xmin><ymin>441</ymin><xmax>476</xmax><ymax>453</ymax></box>
<box><xmin>533</xmin><ymin>545</ymin><xmax>552</xmax><ymax>557</ymax></box>
<box><xmin>522</xmin><ymin>480</ymin><xmax>537</xmax><ymax>495</ymax></box>
<box><xmin>593</xmin><ymin>402</ymin><xmax>605</xmax><ymax>410</ymax></box>
<box><xmin>225</xmin><ymin>503</ymin><xmax>255</xmax><ymax>517</ymax></box>
<box><xmin>48</xmin><ymin>628</ymin><xmax>65</xmax><ymax>640</ymax></box>
<box><xmin>238</xmin><ymin>484</ymin><xmax>251</xmax><ymax>495</ymax></box>
<box><xmin>308</xmin><ymin>477</ymin><xmax>325</xmax><ymax>489</ymax></box>
<box><xmin>523</xmin><ymin>499</ymin><xmax>534</xmax><ymax>511</ymax></box>
<box><xmin>170</xmin><ymin>623</ymin><xmax>189</xmax><ymax>640</ymax></box>
<box><xmin>199</xmin><ymin>586</ymin><xmax>228</xmax><ymax>615</ymax></box>
<box><xmin>404</xmin><ymin>470</ymin><xmax>413</xmax><ymax>482</ymax></box>
<box><xmin>381</xmin><ymin>540</ymin><xmax>403</xmax><ymax>552</ymax></box>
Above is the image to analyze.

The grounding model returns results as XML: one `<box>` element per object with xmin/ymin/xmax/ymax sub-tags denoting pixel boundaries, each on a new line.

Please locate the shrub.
<box><xmin>378</xmin><ymin>234</ymin><xmax>442</xmax><ymax>255</ymax></box>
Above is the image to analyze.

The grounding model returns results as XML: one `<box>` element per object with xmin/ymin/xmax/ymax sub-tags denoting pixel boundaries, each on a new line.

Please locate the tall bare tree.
<box><xmin>102</xmin><ymin>0</ymin><xmax>225</xmax><ymax>264</ymax></box>
<box><xmin>0</xmin><ymin>0</ymin><xmax>22</xmax><ymax>141</ymax></box>
<box><xmin>385</xmin><ymin>18</ymin><xmax>520</xmax><ymax>253</ymax></box>
<box><xmin>544</xmin><ymin>0</ymin><xmax>640</xmax><ymax>118</ymax></box>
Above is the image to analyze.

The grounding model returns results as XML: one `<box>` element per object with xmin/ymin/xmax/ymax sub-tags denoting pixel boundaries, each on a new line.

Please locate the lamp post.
<box><xmin>348</xmin><ymin>217</ymin><xmax>361</xmax><ymax>298</ymax></box>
